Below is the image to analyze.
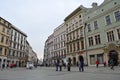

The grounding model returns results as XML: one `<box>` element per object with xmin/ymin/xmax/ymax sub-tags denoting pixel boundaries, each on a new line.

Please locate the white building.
<box><xmin>8</xmin><ymin>25</ymin><xmax>27</xmax><ymax>67</ymax></box>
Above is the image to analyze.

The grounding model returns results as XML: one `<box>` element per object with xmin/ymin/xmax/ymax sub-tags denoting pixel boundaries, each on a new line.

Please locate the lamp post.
<box><xmin>84</xmin><ymin>23</ymin><xmax>88</xmax><ymax>66</ymax></box>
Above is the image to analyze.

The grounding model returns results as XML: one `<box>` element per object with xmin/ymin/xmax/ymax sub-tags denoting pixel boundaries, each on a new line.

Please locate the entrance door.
<box><xmin>109</xmin><ymin>50</ymin><xmax>118</xmax><ymax>66</ymax></box>
<box><xmin>73</xmin><ymin>57</ymin><xmax>76</xmax><ymax>66</ymax></box>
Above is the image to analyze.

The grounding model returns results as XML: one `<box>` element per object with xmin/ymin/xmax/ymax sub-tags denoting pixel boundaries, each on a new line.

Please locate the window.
<box><xmin>114</xmin><ymin>11</ymin><xmax>120</xmax><ymax>21</ymax></box>
<box><xmin>70</xmin><ymin>44</ymin><xmax>72</xmax><ymax>52</ymax></box>
<box><xmin>95</xmin><ymin>34</ymin><xmax>101</xmax><ymax>45</ymax></box>
<box><xmin>2</xmin><ymin>27</ymin><xmax>5</xmax><ymax>32</ymax></box>
<box><xmin>107</xmin><ymin>31</ymin><xmax>115</xmax><ymax>42</ymax></box>
<box><xmin>88</xmin><ymin>37</ymin><xmax>93</xmax><ymax>46</ymax></box>
<box><xmin>106</xmin><ymin>15</ymin><xmax>111</xmax><ymax>25</ymax></box>
<box><xmin>117</xmin><ymin>28</ymin><xmax>120</xmax><ymax>40</ymax></box>
<box><xmin>90</xmin><ymin>55</ymin><xmax>95</xmax><ymax>65</ymax></box>
<box><xmin>87</xmin><ymin>24</ymin><xmax>91</xmax><ymax>32</ymax></box>
<box><xmin>0</xmin><ymin>47</ymin><xmax>2</xmax><ymax>54</ymax></box>
<box><xmin>76</xmin><ymin>30</ymin><xmax>79</xmax><ymax>37</ymax></box>
<box><xmin>1</xmin><ymin>36</ymin><xmax>4</xmax><ymax>43</ymax></box>
<box><xmin>73</xmin><ymin>43</ymin><xmax>76</xmax><ymax>51</ymax></box>
<box><xmin>4</xmin><ymin>49</ymin><xmax>7</xmax><ymax>56</ymax></box>
<box><xmin>77</xmin><ymin>42</ymin><xmax>80</xmax><ymax>50</ymax></box>
<box><xmin>6</xmin><ymin>37</ymin><xmax>9</xmax><ymax>44</ymax></box>
<box><xmin>7</xmin><ymin>29</ymin><xmax>9</xmax><ymax>34</ymax></box>
<box><xmin>81</xmin><ymin>40</ymin><xmax>84</xmax><ymax>50</ymax></box>
<box><xmin>79</xmin><ymin>15</ymin><xmax>81</xmax><ymax>18</ymax></box>
<box><xmin>94</xmin><ymin>21</ymin><xmax>98</xmax><ymax>30</ymax></box>
<box><xmin>97</xmin><ymin>54</ymin><xmax>103</xmax><ymax>64</ymax></box>
<box><xmin>75</xmin><ymin>22</ymin><xmax>78</xmax><ymax>27</ymax></box>
<box><xmin>67</xmin><ymin>45</ymin><xmax>69</xmax><ymax>53</ymax></box>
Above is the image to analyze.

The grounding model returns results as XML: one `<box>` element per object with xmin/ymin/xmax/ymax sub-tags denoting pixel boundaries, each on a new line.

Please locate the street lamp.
<box><xmin>84</xmin><ymin>23</ymin><xmax>88</xmax><ymax>66</ymax></box>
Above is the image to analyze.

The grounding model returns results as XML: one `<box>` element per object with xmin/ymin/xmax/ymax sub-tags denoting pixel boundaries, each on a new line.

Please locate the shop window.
<box><xmin>90</xmin><ymin>55</ymin><xmax>95</xmax><ymax>65</ymax></box>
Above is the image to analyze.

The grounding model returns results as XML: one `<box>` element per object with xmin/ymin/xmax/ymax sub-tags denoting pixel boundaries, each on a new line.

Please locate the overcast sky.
<box><xmin>0</xmin><ymin>0</ymin><xmax>104</xmax><ymax>59</ymax></box>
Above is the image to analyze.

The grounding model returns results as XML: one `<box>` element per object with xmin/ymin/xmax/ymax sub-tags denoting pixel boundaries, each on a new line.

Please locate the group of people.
<box><xmin>55</xmin><ymin>55</ymin><xmax>117</xmax><ymax>72</ymax></box>
<box><xmin>55</xmin><ymin>55</ymin><xmax>84</xmax><ymax>72</ymax></box>
<box><xmin>55</xmin><ymin>60</ymin><xmax>66</xmax><ymax>71</ymax></box>
<box><xmin>96</xmin><ymin>58</ymin><xmax>116</xmax><ymax>70</ymax></box>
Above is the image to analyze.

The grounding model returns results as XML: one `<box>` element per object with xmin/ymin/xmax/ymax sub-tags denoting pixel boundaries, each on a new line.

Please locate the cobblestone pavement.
<box><xmin>0</xmin><ymin>66</ymin><xmax>120</xmax><ymax>80</ymax></box>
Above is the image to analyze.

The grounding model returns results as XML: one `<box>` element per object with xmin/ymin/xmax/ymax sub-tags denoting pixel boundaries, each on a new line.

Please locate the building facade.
<box><xmin>7</xmin><ymin>25</ymin><xmax>27</xmax><ymax>67</ymax></box>
<box><xmin>26</xmin><ymin>41</ymin><xmax>38</xmax><ymax>66</ymax></box>
<box><xmin>44</xmin><ymin>0</ymin><xmax>120</xmax><ymax>67</ymax></box>
<box><xmin>84</xmin><ymin>0</ymin><xmax>120</xmax><ymax>66</ymax></box>
<box><xmin>64</xmin><ymin>6</ymin><xmax>88</xmax><ymax>66</ymax></box>
<box><xmin>44</xmin><ymin>34</ymin><xmax>54</xmax><ymax>66</ymax></box>
<box><xmin>0</xmin><ymin>17</ymin><xmax>11</xmax><ymax>68</ymax></box>
<box><xmin>53</xmin><ymin>23</ymin><xmax>66</xmax><ymax>64</ymax></box>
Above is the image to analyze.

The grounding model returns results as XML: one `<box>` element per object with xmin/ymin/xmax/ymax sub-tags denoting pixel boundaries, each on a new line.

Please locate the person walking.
<box><xmin>59</xmin><ymin>60</ymin><xmax>62</xmax><ymax>71</ymax></box>
<box><xmin>96</xmin><ymin>60</ymin><xmax>99</xmax><ymax>68</ymax></box>
<box><xmin>55</xmin><ymin>60</ymin><xmax>59</xmax><ymax>71</ymax></box>
<box><xmin>103</xmin><ymin>61</ymin><xmax>106</xmax><ymax>67</ymax></box>
<box><xmin>67</xmin><ymin>62</ymin><xmax>71</xmax><ymax>71</ymax></box>
<box><xmin>78</xmin><ymin>55</ymin><xmax>84</xmax><ymax>72</ymax></box>
<box><xmin>110</xmin><ymin>59</ymin><xmax>114</xmax><ymax>70</ymax></box>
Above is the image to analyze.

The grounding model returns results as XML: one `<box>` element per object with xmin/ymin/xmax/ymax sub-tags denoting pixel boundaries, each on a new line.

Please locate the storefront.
<box><xmin>0</xmin><ymin>56</ymin><xmax>7</xmax><ymax>69</ymax></box>
<box><xmin>89</xmin><ymin>53</ymin><xmax>103</xmax><ymax>65</ymax></box>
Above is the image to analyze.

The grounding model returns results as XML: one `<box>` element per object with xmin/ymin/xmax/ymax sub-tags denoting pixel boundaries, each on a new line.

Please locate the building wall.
<box><xmin>64</xmin><ymin>6</ymin><xmax>87</xmax><ymax>65</ymax></box>
<box><xmin>0</xmin><ymin>17</ymin><xmax>11</xmax><ymax>68</ymax></box>
<box><xmin>44</xmin><ymin>0</ymin><xmax>120</xmax><ymax>66</ymax></box>
<box><xmin>84</xmin><ymin>0</ymin><xmax>120</xmax><ymax>66</ymax></box>
<box><xmin>53</xmin><ymin>23</ymin><xmax>66</xmax><ymax>64</ymax></box>
<box><xmin>8</xmin><ymin>25</ymin><xmax>27</xmax><ymax>67</ymax></box>
<box><xmin>44</xmin><ymin>34</ymin><xmax>54</xmax><ymax>66</ymax></box>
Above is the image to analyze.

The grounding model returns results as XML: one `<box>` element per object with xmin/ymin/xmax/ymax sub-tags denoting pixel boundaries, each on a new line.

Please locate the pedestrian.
<box><xmin>108</xmin><ymin>59</ymin><xmax>111</xmax><ymax>67</ymax></box>
<box><xmin>67</xmin><ymin>62</ymin><xmax>71</xmax><ymax>71</ymax></box>
<box><xmin>62</xmin><ymin>61</ymin><xmax>66</xmax><ymax>69</ymax></box>
<box><xmin>55</xmin><ymin>60</ymin><xmax>59</xmax><ymax>71</ymax></box>
<box><xmin>78</xmin><ymin>55</ymin><xmax>84</xmax><ymax>72</ymax></box>
<box><xmin>103</xmin><ymin>61</ymin><xmax>106</xmax><ymax>67</ymax></box>
<box><xmin>59</xmin><ymin>60</ymin><xmax>62</xmax><ymax>71</ymax></box>
<box><xmin>110</xmin><ymin>59</ymin><xmax>114</xmax><ymax>70</ymax></box>
<box><xmin>2</xmin><ymin>64</ymin><xmax>5</xmax><ymax>69</ymax></box>
<box><xmin>96</xmin><ymin>60</ymin><xmax>99</xmax><ymax>68</ymax></box>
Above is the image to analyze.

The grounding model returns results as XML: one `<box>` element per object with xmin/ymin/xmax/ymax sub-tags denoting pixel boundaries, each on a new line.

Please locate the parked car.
<box><xmin>26</xmin><ymin>62</ymin><xmax>34</xmax><ymax>69</ymax></box>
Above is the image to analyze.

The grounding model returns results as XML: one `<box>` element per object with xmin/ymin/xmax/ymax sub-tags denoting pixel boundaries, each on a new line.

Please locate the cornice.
<box><xmin>64</xmin><ymin>5</ymin><xmax>87</xmax><ymax>21</ymax></box>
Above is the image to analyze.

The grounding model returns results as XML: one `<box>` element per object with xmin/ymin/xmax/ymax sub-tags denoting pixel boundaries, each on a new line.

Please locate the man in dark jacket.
<box><xmin>78</xmin><ymin>55</ymin><xmax>84</xmax><ymax>72</ymax></box>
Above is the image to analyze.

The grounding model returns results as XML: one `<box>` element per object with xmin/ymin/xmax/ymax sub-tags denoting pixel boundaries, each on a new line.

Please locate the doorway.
<box><xmin>109</xmin><ymin>50</ymin><xmax>118</xmax><ymax>66</ymax></box>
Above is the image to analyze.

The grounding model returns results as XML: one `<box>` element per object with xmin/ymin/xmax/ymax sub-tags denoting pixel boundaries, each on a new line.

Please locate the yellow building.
<box><xmin>64</xmin><ymin>6</ymin><xmax>88</xmax><ymax>65</ymax></box>
<box><xmin>0</xmin><ymin>17</ymin><xmax>11</xmax><ymax>68</ymax></box>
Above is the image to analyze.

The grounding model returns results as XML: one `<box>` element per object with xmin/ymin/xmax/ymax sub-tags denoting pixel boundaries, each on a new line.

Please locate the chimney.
<box><xmin>92</xmin><ymin>2</ymin><xmax>98</xmax><ymax>8</ymax></box>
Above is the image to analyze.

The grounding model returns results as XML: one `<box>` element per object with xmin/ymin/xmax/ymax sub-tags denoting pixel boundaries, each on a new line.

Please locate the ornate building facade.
<box><xmin>0</xmin><ymin>17</ymin><xmax>11</xmax><ymax>68</ymax></box>
<box><xmin>53</xmin><ymin>23</ymin><xmax>66</xmax><ymax>64</ymax></box>
<box><xmin>84</xmin><ymin>0</ymin><xmax>120</xmax><ymax>66</ymax></box>
<box><xmin>44</xmin><ymin>0</ymin><xmax>120</xmax><ymax>66</ymax></box>
<box><xmin>64</xmin><ymin>6</ymin><xmax>88</xmax><ymax>65</ymax></box>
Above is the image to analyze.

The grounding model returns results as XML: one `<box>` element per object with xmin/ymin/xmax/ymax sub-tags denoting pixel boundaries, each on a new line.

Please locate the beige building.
<box><xmin>0</xmin><ymin>17</ymin><xmax>11</xmax><ymax>68</ymax></box>
<box><xmin>44</xmin><ymin>34</ymin><xmax>54</xmax><ymax>66</ymax></box>
<box><xmin>53</xmin><ymin>23</ymin><xmax>66</xmax><ymax>64</ymax></box>
<box><xmin>26</xmin><ymin>40</ymin><xmax>38</xmax><ymax>66</ymax></box>
<box><xmin>64</xmin><ymin>6</ymin><xmax>88</xmax><ymax>65</ymax></box>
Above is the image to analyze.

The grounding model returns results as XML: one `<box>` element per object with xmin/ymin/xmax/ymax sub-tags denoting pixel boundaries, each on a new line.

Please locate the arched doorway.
<box><xmin>73</xmin><ymin>57</ymin><xmax>76</xmax><ymax>66</ymax></box>
<box><xmin>109</xmin><ymin>50</ymin><xmax>118</xmax><ymax>66</ymax></box>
